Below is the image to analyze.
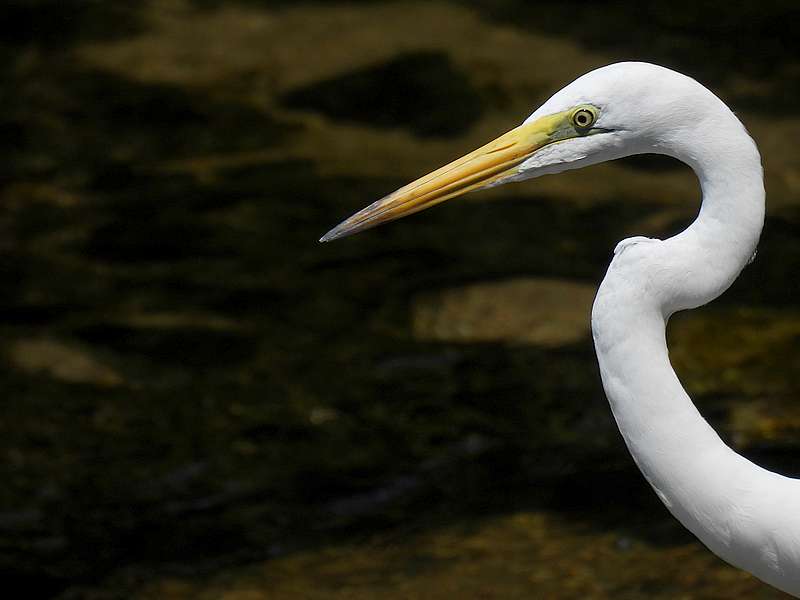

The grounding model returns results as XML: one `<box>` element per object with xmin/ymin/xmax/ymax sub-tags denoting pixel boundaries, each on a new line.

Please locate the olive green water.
<box><xmin>2</xmin><ymin>1</ymin><xmax>800</xmax><ymax>598</ymax></box>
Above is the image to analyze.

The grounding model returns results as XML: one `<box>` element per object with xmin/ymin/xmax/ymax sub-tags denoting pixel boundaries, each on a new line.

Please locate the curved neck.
<box><xmin>590</xmin><ymin>112</ymin><xmax>800</xmax><ymax>595</ymax></box>
<box><xmin>592</xmin><ymin>105</ymin><xmax>766</xmax><ymax>497</ymax></box>
<box><xmin>593</xmin><ymin>104</ymin><xmax>766</xmax><ymax>452</ymax></box>
<box><xmin>675</xmin><ymin>112</ymin><xmax>765</xmax><ymax>301</ymax></box>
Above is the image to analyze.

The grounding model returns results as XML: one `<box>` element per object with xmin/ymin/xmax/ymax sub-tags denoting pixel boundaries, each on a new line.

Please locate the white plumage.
<box><xmin>322</xmin><ymin>62</ymin><xmax>800</xmax><ymax>596</ymax></box>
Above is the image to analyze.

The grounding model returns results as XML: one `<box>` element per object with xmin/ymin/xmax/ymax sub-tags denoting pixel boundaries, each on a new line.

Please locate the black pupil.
<box><xmin>577</xmin><ymin>112</ymin><xmax>589</xmax><ymax>126</ymax></box>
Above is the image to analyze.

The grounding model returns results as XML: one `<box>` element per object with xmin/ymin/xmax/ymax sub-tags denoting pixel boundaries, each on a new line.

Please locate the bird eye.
<box><xmin>571</xmin><ymin>107</ymin><xmax>597</xmax><ymax>131</ymax></box>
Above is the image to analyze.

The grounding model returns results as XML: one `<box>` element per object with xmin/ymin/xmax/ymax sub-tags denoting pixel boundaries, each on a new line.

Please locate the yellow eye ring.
<box><xmin>571</xmin><ymin>107</ymin><xmax>597</xmax><ymax>130</ymax></box>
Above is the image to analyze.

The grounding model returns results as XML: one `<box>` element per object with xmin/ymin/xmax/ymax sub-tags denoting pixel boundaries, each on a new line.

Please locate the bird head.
<box><xmin>319</xmin><ymin>62</ymin><xmax>724</xmax><ymax>242</ymax></box>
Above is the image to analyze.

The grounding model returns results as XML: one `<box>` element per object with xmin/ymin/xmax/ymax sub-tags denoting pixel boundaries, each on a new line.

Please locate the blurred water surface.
<box><xmin>2</xmin><ymin>1</ymin><xmax>800</xmax><ymax>598</ymax></box>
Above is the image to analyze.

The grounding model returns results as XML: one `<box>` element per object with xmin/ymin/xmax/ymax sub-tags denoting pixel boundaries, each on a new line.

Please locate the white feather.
<box><xmin>518</xmin><ymin>62</ymin><xmax>800</xmax><ymax>596</ymax></box>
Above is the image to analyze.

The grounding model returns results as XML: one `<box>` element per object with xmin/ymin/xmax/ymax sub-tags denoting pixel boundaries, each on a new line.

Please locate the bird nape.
<box><xmin>320</xmin><ymin>62</ymin><xmax>800</xmax><ymax>597</ymax></box>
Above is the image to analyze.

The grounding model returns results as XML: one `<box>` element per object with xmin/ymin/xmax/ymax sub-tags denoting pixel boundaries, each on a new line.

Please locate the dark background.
<box><xmin>2</xmin><ymin>1</ymin><xmax>800</xmax><ymax>598</ymax></box>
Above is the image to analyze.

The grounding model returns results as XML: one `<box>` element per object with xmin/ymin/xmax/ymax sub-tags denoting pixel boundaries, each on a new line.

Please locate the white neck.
<box><xmin>591</xmin><ymin>108</ymin><xmax>800</xmax><ymax>596</ymax></box>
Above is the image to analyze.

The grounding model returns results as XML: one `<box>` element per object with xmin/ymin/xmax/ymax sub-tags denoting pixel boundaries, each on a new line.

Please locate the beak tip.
<box><xmin>319</xmin><ymin>225</ymin><xmax>346</xmax><ymax>243</ymax></box>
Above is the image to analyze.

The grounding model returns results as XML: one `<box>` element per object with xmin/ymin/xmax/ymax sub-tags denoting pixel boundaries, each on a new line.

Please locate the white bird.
<box><xmin>320</xmin><ymin>62</ymin><xmax>800</xmax><ymax>596</ymax></box>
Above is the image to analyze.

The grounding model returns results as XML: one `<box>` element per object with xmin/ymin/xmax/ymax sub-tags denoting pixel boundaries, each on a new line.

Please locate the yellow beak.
<box><xmin>319</xmin><ymin>110</ymin><xmax>575</xmax><ymax>242</ymax></box>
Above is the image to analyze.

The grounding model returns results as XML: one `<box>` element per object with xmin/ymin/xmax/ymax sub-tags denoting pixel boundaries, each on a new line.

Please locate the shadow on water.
<box><xmin>282</xmin><ymin>51</ymin><xmax>484</xmax><ymax>138</ymax></box>
<box><xmin>458</xmin><ymin>0</ymin><xmax>800</xmax><ymax>110</ymax></box>
<box><xmin>0</xmin><ymin>1</ymin><xmax>145</xmax><ymax>48</ymax></box>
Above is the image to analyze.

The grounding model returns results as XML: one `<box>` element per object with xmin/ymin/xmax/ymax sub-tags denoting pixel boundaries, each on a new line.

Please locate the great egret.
<box><xmin>320</xmin><ymin>62</ymin><xmax>800</xmax><ymax>596</ymax></box>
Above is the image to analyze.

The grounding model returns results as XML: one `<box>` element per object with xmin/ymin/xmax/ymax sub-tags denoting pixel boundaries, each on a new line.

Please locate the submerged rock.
<box><xmin>7</xmin><ymin>337</ymin><xmax>123</xmax><ymax>387</ymax></box>
<box><xmin>412</xmin><ymin>277</ymin><xmax>596</xmax><ymax>347</ymax></box>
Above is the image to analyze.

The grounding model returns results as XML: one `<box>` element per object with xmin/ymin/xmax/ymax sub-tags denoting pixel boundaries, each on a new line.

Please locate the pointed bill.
<box><xmin>319</xmin><ymin>110</ymin><xmax>576</xmax><ymax>242</ymax></box>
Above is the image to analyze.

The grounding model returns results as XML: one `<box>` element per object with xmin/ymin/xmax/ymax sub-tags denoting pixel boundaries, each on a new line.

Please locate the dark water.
<box><xmin>1</xmin><ymin>1</ymin><xmax>799</xmax><ymax>598</ymax></box>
